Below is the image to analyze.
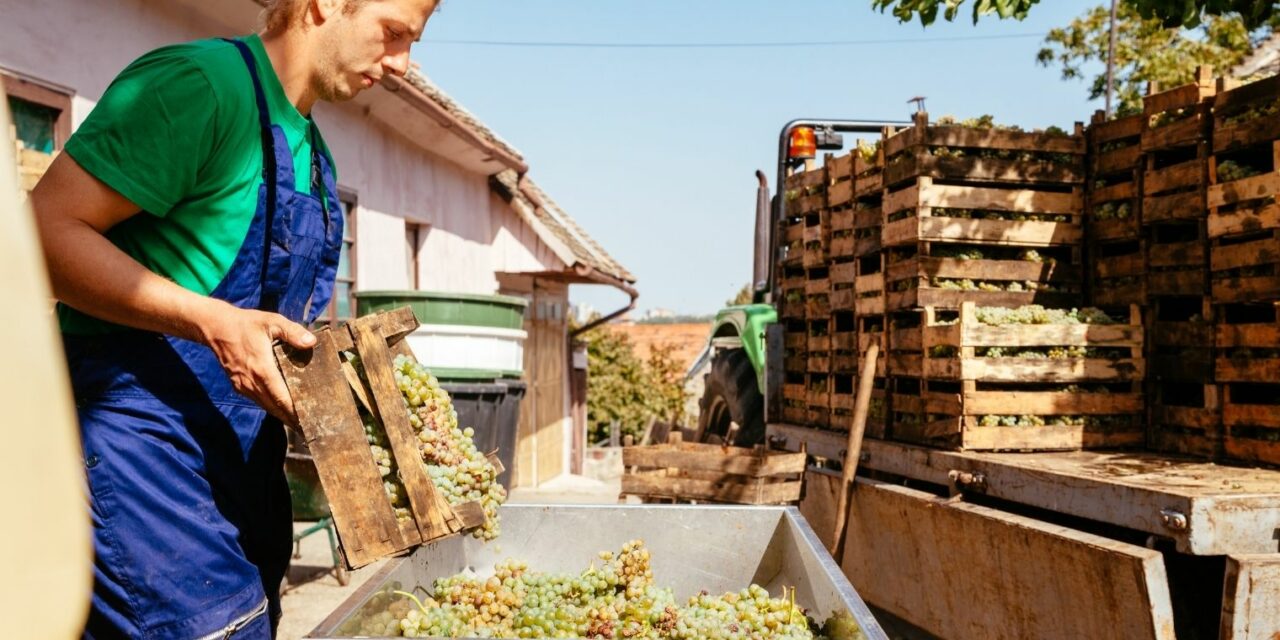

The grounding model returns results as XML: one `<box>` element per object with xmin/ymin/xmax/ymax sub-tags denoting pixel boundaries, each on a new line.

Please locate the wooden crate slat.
<box><xmin>925</xmin><ymin>357</ymin><xmax>1145</xmax><ymax>382</ymax></box>
<box><xmin>882</xmin><ymin>215</ymin><xmax>1082</xmax><ymax>248</ymax></box>
<box><xmin>621</xmin><ymin>473</ymin><xmax>802</xmax><ymax>505</ymax></box>
<box><xmin>883</xmin><ymin>180</ymin><xmax>1081</xmax><ymax>216</ymax></box>
<box><xmin>622</xmin><ymin>443</ymin><xmax>805</xmax><ymax>477</ymax></box>
<box><xmin>1208</xmin><ymin>202</ymin><xmax>1280</xmax><ymax>239</ymax></box>
<box><xmin>1209</xmin><ymin>172</ymin><xmax>1280</xmax><ymax>209</ymax></box>
<box><xmin>331</xmin><ymin>306</ymin><xmax>418</xmax><ymax>352</ymax></box>
<box><xmin>350</xmin><ymin>319</ymin><xmax>459</xmax><ymax>539</ymax></box>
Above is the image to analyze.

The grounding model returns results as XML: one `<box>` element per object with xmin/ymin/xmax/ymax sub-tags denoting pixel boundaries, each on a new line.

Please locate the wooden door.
<box><xmin>515</xmin><ymin>280</ymin><xmax>568</xmax><ymax>487</ymax></box>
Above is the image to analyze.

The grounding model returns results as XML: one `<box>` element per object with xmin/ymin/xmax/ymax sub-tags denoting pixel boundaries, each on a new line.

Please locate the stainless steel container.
<box><xmin>309</xmin><ymin>504</ymin><xmax>888</xmax><ymax>639</ymax></box>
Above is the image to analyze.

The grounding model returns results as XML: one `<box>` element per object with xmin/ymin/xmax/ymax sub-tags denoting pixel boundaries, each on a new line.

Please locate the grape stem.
<box><xmin>393</xmin><ymin>590</ymin><xmax>431</xmax><ymax>617</ymax></box>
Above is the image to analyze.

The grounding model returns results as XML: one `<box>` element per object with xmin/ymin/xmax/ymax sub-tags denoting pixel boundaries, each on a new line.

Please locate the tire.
<box><xmin>697</xmin><ymin>349</ymin><xmax>765</xmax><ymax>446</ymax></box>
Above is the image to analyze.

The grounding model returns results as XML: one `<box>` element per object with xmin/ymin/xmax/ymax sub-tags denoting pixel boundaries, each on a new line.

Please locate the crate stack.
<box><xmin>1208</xmin><ymin>73</ymin><xmax>1280</xmax><ymax>466</ymax></box>
<box><xmin>1139</xmin><ymin>68</ymin><xmax>1221</xmax><ymax>457</ymax></box>
<box><xmin>780</xmin><ymin>163</ymin><xmax>835</xmax><ymax>426</ymax></box>
<box><xmin>1085</xmin><ymin>110</ymin><xmax>1145</xmax><ymax>306</ymax></box>
<box><xmin>877</xmin><ymin>112</ymin><xmax>1089</xmax><ymax>445</ymax></box>
<box><xmin>825</xmin><ymin>140</ymin><xmax>891</xmax><ymax>437</ymax></box>
<box><xmin>779</xmin><ymin>168</ymin><xmax>814</xmax><ymax>424</ymax></box>
<box><xmin>890</xmin><ymin>302</ymin><xmax>1147</xmax><ymax>451</ymax></box>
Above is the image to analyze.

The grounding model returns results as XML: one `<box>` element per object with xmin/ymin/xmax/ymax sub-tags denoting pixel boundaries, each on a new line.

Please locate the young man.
<box><xmin>32</xmin><ymin>0</ymin><xmax>438</xmax><ymax>637</ymax></box>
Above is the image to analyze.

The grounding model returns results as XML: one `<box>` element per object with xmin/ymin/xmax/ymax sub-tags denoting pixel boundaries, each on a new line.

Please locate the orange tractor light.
<box><xmin>787</xmin><ymin>126</ymin><xmax>817</xmax><ymax>161</ymax></box>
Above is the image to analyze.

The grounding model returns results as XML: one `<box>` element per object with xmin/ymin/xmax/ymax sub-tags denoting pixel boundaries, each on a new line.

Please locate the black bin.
<box><xmin>440</xmin><ymin>379</ymin><xmax>526</xmax><ymax>490</ymax></box>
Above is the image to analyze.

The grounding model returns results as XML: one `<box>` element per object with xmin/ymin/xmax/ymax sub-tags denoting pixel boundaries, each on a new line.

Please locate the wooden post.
<box><xmin>832</xmin><ymin>342</ymin><xmax>880</xmax><ymax>558</ymax></box>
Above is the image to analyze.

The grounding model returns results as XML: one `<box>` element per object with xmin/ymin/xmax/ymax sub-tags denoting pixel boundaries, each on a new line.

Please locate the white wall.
<box><xmin>0</xmin><ymin>0</ymin><xmax>566</xmax><ymax>296</ymax></box>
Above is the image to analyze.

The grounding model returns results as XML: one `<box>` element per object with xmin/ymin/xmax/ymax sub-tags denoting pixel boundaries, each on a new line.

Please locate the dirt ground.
<box><xmin>277</xmin><ymin>474</ymin><xmax>622</xmax><ymax>639</ymax></box>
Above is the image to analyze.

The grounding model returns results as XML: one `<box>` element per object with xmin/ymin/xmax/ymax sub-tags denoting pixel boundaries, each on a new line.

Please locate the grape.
<box><xmin>343</xmin><ymin>540</ymin><xmax>859</xmax><ymax>639</ymax></box>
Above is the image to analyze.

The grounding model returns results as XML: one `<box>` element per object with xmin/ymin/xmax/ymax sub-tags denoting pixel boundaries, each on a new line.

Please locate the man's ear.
<box><xmin>311</xmin><ymin>0</ymin><xmax>343</xmax><ymax>24</ymax></box>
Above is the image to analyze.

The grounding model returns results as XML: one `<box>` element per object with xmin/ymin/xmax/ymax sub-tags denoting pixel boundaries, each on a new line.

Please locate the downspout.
<box><xmin>568</xmin><ymin>263</ymin><xmax>639</xmax><ymax>338</ymax></box>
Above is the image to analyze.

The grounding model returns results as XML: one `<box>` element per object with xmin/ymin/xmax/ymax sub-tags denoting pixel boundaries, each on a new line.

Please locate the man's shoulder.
<box><xmin>127</xmin><ymin>38</ymin><xmax>251</xmax><ymax>98</ymax></box>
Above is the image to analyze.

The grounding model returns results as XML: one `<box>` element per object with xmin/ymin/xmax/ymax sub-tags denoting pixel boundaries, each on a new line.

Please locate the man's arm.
<box><xmin>32</xmin><ymin>153</ymin><xmax>314</xmax><ymax>423</ymax></box>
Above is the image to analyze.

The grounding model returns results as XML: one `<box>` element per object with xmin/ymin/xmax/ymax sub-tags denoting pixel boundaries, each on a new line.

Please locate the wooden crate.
<box><xmin>802</xmin><ymin>210</ymin><xmax>830</xmax><ymax>268</ymax></box>
<box><xmin>852</xmin><ymin>140</ymin><xmax>886</xmax><ymax>200</ymax></box>
<box><xmin>1089</xmin><ymin>238</ymin><xmax>1146</xmax><ymax>307</ymax></box>
<box><xmin>805</xmin><ymin>268</ymin><xmax>831</xmax><ymax>318</ymax></box>
<box><xmin>1141</xmin><ymin>66</ymin><xmax>1215</xmax><ymax>153</ymax></box>
<box><xmin>1212</xmin><ymin>72</ymin><xmax>1280</xmax><ymax>155</ymax></box>
<box><xmin>855</xmin><ymin>253</ymin><xmax>886</xmax><ymax>317</ymax></box>
<box><xmin>1147</xmin><ymin>220</ymin><xmax>1209</xmax><ymax>298</ymax></box>
<box><xmin>1086</xmin><ymin>111</ymin><xmax>1144</xmax><ymax>243</ymax></box>
<box><xmin>1221</xmin><ymin>382</ymin><xmax>1280</xmax><ymax>467</ymax></box>
<box><xmin>1149</xmin><ymin>381</ymin><xmax>1221</xmax><ymax>459</ymax></box>
<box><xmin>15</xmin><ymin>144</ymin><xmax>55</xmax><ymax>192</ymax></box>
<box><xmin>830</xmin><ymin>374</ymin><xmax>888</xmax><ymax>438</ymax></box>
<box><xmin>892</xmin><ymin>302</ymin><xmax>1146</xmax><ymax>451</ymax></box>
<box><xmin>1143</xmin><ymin>149</ymin><xmax>1207</xmax><ymax>226</ymax></box>
<box><xmin>825</xmin><ymin>151</ymin><xmax>854</xmax><ymax>209</ymax></box>
<box><xmin>829</xmin><ymin>260</ymin><xmax>855</xmax><ymax>312</ymax></box>
<box><xmin>783</xmin><ymin>319</ymin><xmax>807</xmax><ymax>373</ymax></box>
<box><xmin>781</xmin><ymin>372</ymin><xmax>808</xmax><ymax>424</ymax></box>
<box><xmin>779</xmin><ymin>268</ymin><xmax>806</xmax><ymax>320</ymax></box>
<box><xmin>621</xmin><ymin>435</ymin><xmax>806</xmax><ymax>504</ymax></box>
<box><xmin>885</xmin><ymin>311</ymin><xmax>924</xmax><ymax>378</ymax></box>
<box><xmin>806</xmin><ymin>318</ymin><xmax>831</xmax><ymax>374</ymax></box>
<box><xmin>780</xmin><ymin>215</ymin><xmax>805</xmax><ymax>268</ymax></box>
<box><xmin>882</xmin><ymin>112</ymin><xmax>1085</xmax><ymax>189</ymax></box>
<box><xmin>830</xmin><ymin>208</ymin><xmax>856</xmax><ymax>262</ymax></box>
<box><xmin>807</xmin><ymin>373</ymin><xmax>831</xmax><ymax>428</ymax></box>
<box><xmin>1216</xmin><ymin>304</ymin><xmax>1280</xmax><ymax>385</ymax></box>
<box><xmin>785</xmin><ymin>164</ymin><xmax>827</xmax><ymax>216</ymax></box>
<box><xmin>276</xmin><ymin>308</ymin><xmax>487</xmax><ymax>569</ymax></box>
<box><xmin>884</xmin><ymin>244</ymin><xmax>1082</xmax><ymax>312</ymax></box>
<box><xmin>1147</xmin><ymin>296</ymin><xmax>1215</xmax><ymax>382</ymax></box>
<box><xmin>882</xmin><ymin>176</ymin><xmax>1084</xmax><ymax>249</ymax></box>
<box><xmin>1210</xmin><ymin>229</ymin><xmax>1280</xmax><ymax>303</ymax></box>
<box><xmin>831</xmin><ymin>311</ymin><xmax>857</xmax><ymax>371</ymax></box>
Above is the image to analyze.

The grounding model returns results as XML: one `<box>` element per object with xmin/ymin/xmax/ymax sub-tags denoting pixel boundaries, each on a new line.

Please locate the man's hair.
<box><xmin>262</xmin><ymin>0</ymin><xmax>371</xmax><ymax>33</ymax></box>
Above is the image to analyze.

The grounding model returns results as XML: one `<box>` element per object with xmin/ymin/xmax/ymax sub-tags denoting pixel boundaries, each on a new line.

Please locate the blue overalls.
<box><xmin>64</xmin><ymin>38</ymin><xmax>343</xmax><ymax>639</ymax></box>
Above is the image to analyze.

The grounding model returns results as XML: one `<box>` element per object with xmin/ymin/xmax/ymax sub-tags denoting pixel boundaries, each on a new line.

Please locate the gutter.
<box><xmin>568</xmin><ymin>263</ymin><xmax>639</xmax><ymax>338</ymax></box>
<box><xmin>381</xmin><ymin>75</ymin><xmax>528</xmax><ymax>174</ymax></box>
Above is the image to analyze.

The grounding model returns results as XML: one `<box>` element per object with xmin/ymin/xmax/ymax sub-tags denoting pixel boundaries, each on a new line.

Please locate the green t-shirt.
<box><xmin>59</xmin><ymin>35</ymin><xmax>333</xmax><ymax>335</ymax></box>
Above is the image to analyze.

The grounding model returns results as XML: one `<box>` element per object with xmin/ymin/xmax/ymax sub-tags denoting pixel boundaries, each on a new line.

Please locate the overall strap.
<box><xmin>222</xmin><ymin>37</ymin><xmax>279</xmax><ymax>311</ymax></box>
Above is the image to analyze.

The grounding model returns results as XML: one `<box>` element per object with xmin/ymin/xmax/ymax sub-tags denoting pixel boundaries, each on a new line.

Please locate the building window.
<box><xmin>317</xmin><ymin>190</ymin><xmax>357</xmax><ymax>325</ymax></box>
<box><xmin>2</xmin><ymin>73</ymin><xmax>72</xmax><ymax>153</ymax></box>
<box><xmin>405</xmin><ymin>221</ymin><xmax>426</xmax><ymax>289</ymax></box>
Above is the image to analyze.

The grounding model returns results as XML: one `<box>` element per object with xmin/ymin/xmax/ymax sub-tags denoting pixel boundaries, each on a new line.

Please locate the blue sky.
<box><xmin>411</xmin><ymin>1</ymin><xmax>1106</xmax><ymax>316</ymax></box>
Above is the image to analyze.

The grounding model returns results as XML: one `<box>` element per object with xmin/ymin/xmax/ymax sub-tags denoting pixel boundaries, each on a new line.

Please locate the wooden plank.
<box><xmin>1148</xmin><ymin>240</ymin><xmax>1206</xmax><ymax>266</ymax></box>
<box><xmin>350</xmin><ymin>320</ymin><xmax>457</xmax><ymax>539</ymax></box>
<box><xmin>1142</xmin><ymin>115</ymin><xmax>1207</xmax><ymax>152</ymax></box>
<box><xmin>331</xmin><ymin>306</ymin><xmax>418</xmax><ymax>351</ymax></box>
<box><xmin>916</xmin><ymin>125</ymin><xmax>1084</xmax><ymax>154</ymax></box>
<box><xmin>926</xmin><ymin>357</ymin><xmax>1145</xmax><ymax>382</ymax></box>
<box><xmin>1209</xmin><ymin>202</ymin><xmax>1280</xmax><ymax>239</ymax></box>
<box><xmin>621</xmin><ymin>474</ymin><xmax>801</xmax><ymax>504</ymax></box>
<box><xmin>1144</xmin><ymin>160</ymin><xmax>1203</xmax><ymax>196</ymax></box>
<box><xmin>855</xmin><ymin>438</ymin><xmax>1280</xmax><ymax>555</ymax></box>
<box><xmin>882</xmin><ymin>215</ymin><xmax>1081</xmax><ymax>247</ymax></box>
<box><xmin>961</xmin><ymin>390</ymin><xmax>1143</xmax><ymax>415</ymax></box>
<box><xmin>1091</xmin><ymin>179</ymin><xmax>1137</xmax><ymax>204</ymax></box>
<box><xmin>1096</xmin><ymin>145</ymin><xmax>1142</xmax><ymax>176</ymax></box>
<box><xmin>277</xmin><ymin>330</ymin><xmax>408</xmax><ymax>569</ymax></box>
<box><xmin>1211</xmin><ymin>236</ymin><xmax>1280</xmax><ymax>272</ymax></box>
<box><xmin>953</xmin><ymin>323</ymin><xmax>1143</xmax><ymax>348</ymax></box>
<box><xmin>883</xmin><ymin>154</ymin><xmax>1083</xmax><ymax>189</ymax></box>
<box><xmin>1144</xmin><ymin>190</ymin><xmax>1204</xmax><ymax>224</ymax></box>
<box><xmin>883</xmin><ymin>181</ymin><xmax>1081</xmax><ymax>216</ymax></box>
<box><xmin>621</xmin><ymin>443</ymin><xmax>806</xmax><ymax>477</ymax></box>
<box><xmin>841</xmin><ymin>479</ymin><xmax>1176</xmax><ymax>640</ymax></box>
<box><xmin>1214</xmin><ymin>111</ymin><xmax>1280</xmax><ymax>154</ymax></box>
<box><xmin>886</xmin><ymin>256</ymin><xmax>1076</xmax><ymax>283</ymax></box>
<box><xmin>1144</xmin><ymin>81</ymin><xmax>1212</xmax><ymax>117</ymax></box>
<box><xmin>1090</xmin><ymin>113</ymin><xmax>1144</xmax><ymax>142</ymax></box>
<box><xmin>1221</xmin><ymin>555</ymin><xmax>1280</xmax><ymax>640</ymax></box>
<box><xmin>1209</xmin><ymin>172</ymin><xmax>1280</xmax><ymax>209</ymax></box>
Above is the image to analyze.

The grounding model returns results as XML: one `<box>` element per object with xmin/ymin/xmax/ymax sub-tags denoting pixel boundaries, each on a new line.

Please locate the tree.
<box><xmin>582</xmin><ymin>326</ymin><xmax>688</xmax><ymax>444</ymax></box>
<box><xmin>727</xmin><ymin>283</ymin><xmax>754</xmax><ymax>306</ymax></box>
<box><xmin>871</xmin><ymin>0</ymin><xmax>1277</xmax><ymax>29</ymax></box>
<box><xmin>1037</xmin><ymin>5</ymin><xmax>1258</xmax><ymax>116</ymax></box>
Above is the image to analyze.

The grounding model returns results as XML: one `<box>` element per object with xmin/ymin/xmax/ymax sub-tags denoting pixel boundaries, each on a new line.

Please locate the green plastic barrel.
<box><xmin>355</xmin><ymin>290</ymin><xmax>527</xmax><ymax>331</ymax></box>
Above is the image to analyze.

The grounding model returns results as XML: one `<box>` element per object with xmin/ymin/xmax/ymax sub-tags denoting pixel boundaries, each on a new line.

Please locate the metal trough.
<box><xmin>309</xmin><ymin>504</ymin><xmax>888</xmax><ymax>639</ymax></box>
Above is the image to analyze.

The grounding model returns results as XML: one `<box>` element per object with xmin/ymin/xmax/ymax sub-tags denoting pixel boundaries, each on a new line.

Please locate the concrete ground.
<box><xmin>277</xmin><ymin>474</ymin><xmax>622</xmax><ymax>639</ymax></box>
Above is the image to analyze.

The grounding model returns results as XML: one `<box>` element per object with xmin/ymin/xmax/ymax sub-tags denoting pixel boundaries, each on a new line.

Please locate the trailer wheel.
<box><xmin>697</xmin><ymin>349</ymin><xmax>765</xmax><ymax>446</ymax></box>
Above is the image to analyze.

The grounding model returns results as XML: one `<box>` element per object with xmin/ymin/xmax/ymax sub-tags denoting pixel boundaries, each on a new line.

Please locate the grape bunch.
<box><xmin>337</xmin><ymin>540</ymin><xmax>859</xmax><ymax>639</ymax></box>
<box><xmin>973</xmin><ymin>305</ymin><xmax>1118</xmax><ymax>326</ymax></box>
<box><xmin>394</xmin><ymin>355</ymin><xmax>507</xmax><ymax>540</ymax></box>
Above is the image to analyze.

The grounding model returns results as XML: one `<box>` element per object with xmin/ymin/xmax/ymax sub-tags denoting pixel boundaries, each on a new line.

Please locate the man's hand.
<box><xmin>196</xmin><ymin>302</ymin><xmax>316</xmax><ymax>425</ymax></box>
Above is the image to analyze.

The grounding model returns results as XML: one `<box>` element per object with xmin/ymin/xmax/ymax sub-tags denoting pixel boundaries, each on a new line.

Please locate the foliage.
<box><xmin>1036</xmin><ymin>4</ymin><xmax>1259</xmax><ymax>115</ymax></box>
<box><xmin>727</xmin><ymin>283</ymin><xmax>754</xmax><ymax>306</ymax></box>
<box><xmin>871</xmin><ymin>0</ymin><xmax>1278</xmax><ymax>28</ymax></box>
<box><xmin>582</xmin><ymin>326</ymin><xmax>688</xmax><ymax>444</ymax></box>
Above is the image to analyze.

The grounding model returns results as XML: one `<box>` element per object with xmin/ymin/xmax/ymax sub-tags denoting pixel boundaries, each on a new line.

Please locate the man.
<box><xmin>32</xmin><ymin>0</ymin><xmax>438</xmax><ymax>637</ymax></box>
